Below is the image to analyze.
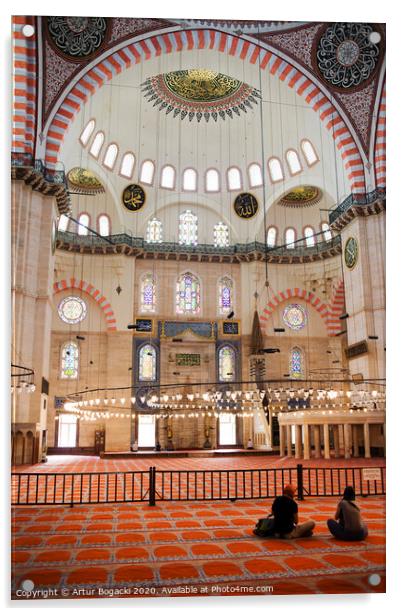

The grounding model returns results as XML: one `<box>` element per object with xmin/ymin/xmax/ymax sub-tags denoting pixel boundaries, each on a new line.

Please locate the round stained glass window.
<box><xmin>58</xmin><ymin>296</ymin><xmax>87</xmax><ymax>324</ymax></box>
<box><xmin>283</xmin><ymin>304</ymin><xmax>307</xmax><ymax>331</ymax></box>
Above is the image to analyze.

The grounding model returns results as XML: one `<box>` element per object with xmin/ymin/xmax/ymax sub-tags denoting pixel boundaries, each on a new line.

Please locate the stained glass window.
<box><xmin>214</xmin><ymin>222</ymin><xmax>230</xmax><ymax>247</ymax></box>
<box><xmin>146</xmin><ymin>218</ymin><xmax>163</xmax><ymax>243</ymax></box>
<box><xmin>176</xmin><ymin>272</ymin><xmax>201</xmax><ymax>314</ymax></box>
<box><xmin>60</xmin><ymin>341</ymin><xmax>79</xmax><ymax>379</ymax></box>
<box><xmin>139</xmin><ymin>344</ymin><xmax>156</xmax><ymax>381</ymax></box>
<box><xmin>283</xmin><ymin>304</ymin><xmax>307</xmax><ymax>331</ymax></box>
<box><xmin>140</xmin><ymin>274</ymin><xmax>156</xmax><ymax>312</ymax></box>
<box><xmin>290</xmin><ymin>347</ymin><xmax>304</xmax><ymax>379</ymax></box>
<box><xmin>267</xmin><ymin>226</ymin><xmax>277</xmax><ymax>247</ymax></box>
<box><xmin>218</xmin><ymin>276</ymin><xmax>233</xmax><ymax>315</ymax></box>
<box><xmin>58</xmin><ymin>296</ymin><xmax>87</xmax><ymax>324</ymax></box>
<box><xmin>179</xmin><ymin>210</ymin><xmax>198</xmax><ymax>246</ymax></box>
<box><xmin>219</xmin><ymin>346</ymin><xmax>236</xmax><ymax>382</ymax></box>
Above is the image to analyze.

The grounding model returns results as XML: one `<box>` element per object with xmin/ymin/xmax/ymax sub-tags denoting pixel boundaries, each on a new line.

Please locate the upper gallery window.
<box><xmin>89</xmin><ymin>131</ymin><xmax>105</xmax><ymax>158</ymax></box>
<box><xmin>248</xmin><ymin>163</ymin><xmax>263</xmax><ymax>188</ymax></box>
<box><xmin>146</xmin><ymin>218</ymin><xmax>163</xmax><ymax>243</ymax></box>
<box><xmin>182</xmin><ymin>168</ymin><xmax>197</xmax><ymax>191</ymax></box>
<box><xmin>206</xmin><ymin>168</ymin><xmax>220</xmax><ymax>192</ymax></box>
<box><xmin>285</xmin><ymin>227</ymin><xmax>296</xmax><ymax>249</ymax></box>
<box><xmin>119</xmin><ymin>152</ymin><xmax>136</xmax><ymax>179</ymax></box>
<box><xmin>266</xmin><ymin>226</ymin><xmax>277</xmax><ymax>248</ymax></box>
<box><xmin>301</xmin><ymin>139</ymin><xmax>319</xmax><ymax>166</ymax></box>
<box><xmin>227</xmin><ymin>167</ymin><xmax>242</xmax><ymax>191</ymax></box>
<box><xmin>140</xmin><ymin>273</ymin><xmax>156</xmax><ymax>313</ymax></box>
<box><xmin>79</xmin><ymin>120</ymin><xmax>95</xmax><ymax>146</ymax></box>
<box><xmin>58</xmin><ymin>214</ymin><xmax>69</xmax><ymax>232</ymax></box>
<box><xmin>98</xmin><ymin>214</ymin><xmax>110</xmax><ymax>236</ymax></box>
<box><xmin>60</xmin><ymin>341</ymin><xmax>79</xmax><ymax>379</ymax></box>
<box><xmin>321</xmin><ymin>222</ymin><xmax>332</xmax><ymax>242</ymax></box>
<box><xmin>214</xmin><ymin>222</ymin><xmax>230</xmax><ymax>247</ymax></box>
<box><xmin>268</xmin><ymin>158</ymin><xmax>284</xmax><ymax>183</ymax></box>
<box><xmin>140</xmin><ymin>160</ymin><xmax>155</xmax><ymax>185</ymax></box>
<box><xmin>304</xmin><ymin>226</ymin><xmax>315</xmax><ymax>247</ymax></box>
<box><xmin>103</xmin><ymin>143</ymin><xmax>118</xmax><ymax>170</ymax></box>
<box><xmin>176</xmin><ymin>272</ymin><xmax>201</xmax><ymax>314</ymax></box>
<box><xmin>218</xmin><ymin>276</ymin><xmax>234</xmax><ymax>316</ymax></box>
<box><xmin>77</xmin><ymin>213</ymin><xmax>90</xmax><ymax>235</ymax></box>
<box><xmin>161</xmin><ymin>165</ymin><xmax>176</xmax><ymax>189</ymax></box>
<box><xmin>286</xmin><ymin>149</ymin><xmax>302</xmax><ymax>175</ymax></box>
<box><xmin>179</xmin><ymin>210</ymin><xmax>198</xmax><ymax>246</ymax></box>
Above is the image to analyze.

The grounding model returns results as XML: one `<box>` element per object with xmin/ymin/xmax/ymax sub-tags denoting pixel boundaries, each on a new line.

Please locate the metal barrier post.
<box><xmin>149</xmin><ymin>467</ymin><xmax>156</xmax><ymax>506</ymax></box>
<box><xmin>297</xmin><ymin>464</ymin><xmax>304</xmax><ymax>500</ymax></box>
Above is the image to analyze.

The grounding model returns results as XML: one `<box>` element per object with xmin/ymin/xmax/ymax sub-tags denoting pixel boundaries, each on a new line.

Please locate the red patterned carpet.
<box><xmin>12</xmin><ymin>456</ymin><xmax>385</xmax><ymax>599</ymax></box>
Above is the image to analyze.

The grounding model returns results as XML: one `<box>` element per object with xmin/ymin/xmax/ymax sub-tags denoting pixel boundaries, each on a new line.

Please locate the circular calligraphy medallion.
<box><xmin>233</xmin><ymin>193</ymin><xmax>259</xmax><ymax>219</ymax></box>
<box><xmin>47</xmin><ymin>17</ymin><xmax>108</xmax><ymax>60</ymax></box>
<box><xmin>283</xmin><ymin>304</ymin><xmax>307</xmax><ymax>331</ymax></box>
<box><xmin>58</xmin><ymin>296</ymin><xmax>87</xmax><ymax>324</ymax></box>
<box><xmin>344</xmin><ymin>237</ymin><xmax>358</xmax><ymax>269</ymax></box>
<box><xmin>122</xmin><ymin>184</ymin><xmax>146</xmax><ymax>212</ymax></box>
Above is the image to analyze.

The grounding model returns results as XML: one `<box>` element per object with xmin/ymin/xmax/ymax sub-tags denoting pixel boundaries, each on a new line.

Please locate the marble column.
<box><xmin>344</xmin><ymin>423</ymin><xmax>351</xmax><ymax>459</ymax></box>
<box><xmin>333</xmin><ymin>424</ymin><xmax>340</xmax><ymax>458</ymax></box>
<box><xmin>352</xmin><ymin>424</ymin><xmax>360</xmax><ymax>457</ymax></box>
<box><xmin>364</xmin><ymin>422</ymin><xmax>371</xmax><ymax>459</ymax></box>
<box><xmin>286</xmin><ymin>425</ymin><xmax>292</xmax><ymax>457</ymax></box>
<box><xmin>323</xmin><ymin>423</ymin><xmax>330</xmax><ymax>459</ymax></box>
<box><xmin>303</xmin><ymin>424</ymin><xmax>310</xmax><ymax>460</ymax></box>
<box><xmin>279</xmin><ymin>425</ymin><xmax>286</xmax><ymax>457</ymax></box>
<box><xmin>313</xmin><ymin>425</ymin><xmax>321</xmax><ymax>458</ymax></box>
<box><xmin>295</xmin><ymin>425</ymin><xmax>302</xmax><ymax>459</ymax></box>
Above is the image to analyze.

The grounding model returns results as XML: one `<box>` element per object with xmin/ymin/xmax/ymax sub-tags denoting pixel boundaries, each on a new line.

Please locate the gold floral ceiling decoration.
<box><xmin>278</xmin><ymin>186</ymin><xmax>322</xmax><ymax>208</ymax></box>
<box><xmin>67</xmin><ymin>167</ymin><xmax>105</xmax><ymax>194</ymax></box>
<box><xmin>141</xmin><ymin>69</ymin><xmax>261</xmax><ymax>122</ymax></box>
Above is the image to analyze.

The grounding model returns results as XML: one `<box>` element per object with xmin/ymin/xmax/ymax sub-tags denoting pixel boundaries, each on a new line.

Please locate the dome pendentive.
<box><xmin>141</xmin><ymin>69</ymin><xmax>261</xmax><ymax>122</ymax></box>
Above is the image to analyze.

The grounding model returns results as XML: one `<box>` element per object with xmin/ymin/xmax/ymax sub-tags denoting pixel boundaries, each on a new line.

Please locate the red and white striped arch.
<box><xmin>327</xmin><ymin>279</ymin><xmax>345</xmax><ymax>337</ymax></box>
<box><xmin>12</xmin><ymin>16</ymin><xmax>36</xmax><ymax>156</ymax></box>
<box><xmin>53</xmin><ymin>278</ymin><xmax>117</xmax><ymax>331</ymax></box>
<box><xmin>44</xmin><ymin>28</ymin><xmax>366</xmax><ymax>193</ymax></box>
<box><xmin>260</xmin><ymin>285</ymin><xmax>343</xmax><ymax>337</ymax></box>
<box><xmin>374</xmin><ymin>84</ymin><xmax>386</xmax><ymax>189</ymax></box>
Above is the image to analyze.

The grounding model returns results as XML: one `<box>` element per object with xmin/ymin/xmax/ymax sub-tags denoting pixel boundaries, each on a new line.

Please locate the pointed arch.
<box><xmin>374</xmin><ymin>83</ymin><xmax>386</xmax><ymax>188</ymax></box>
<box><xmin>53</xmin><ymin>278</ymin><xmax>117</xmax><ymax>331</ymax></box>
<box><xmin>43</xmin><ymin>28</ymin><xmax>366</xmax><ymax>193</ymax></box>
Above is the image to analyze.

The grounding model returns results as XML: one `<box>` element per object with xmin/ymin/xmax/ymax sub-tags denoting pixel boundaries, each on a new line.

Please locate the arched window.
<box><xmin>120</xmin><ymin>152</ymin><xmax>135</xmax><ymax>179</ymax></box>
<box><xmin>206</xmin><ymin>168</ymin><xmax>220</xmax><ymax>192</ymax></box>
<box><xmin>89</xmin><ymin>131</ymin><xmax>104</xmax><ymax>158</ymax></box>
<box><xmin>77</xmin><ymin>213</ymin><xmax>90</xmax><ymax>236</ymax></box>
<box><xmin>139</xmin><ymin>344</ymin><xmax>156</xmax><ymax>381</ymax></box>
<box><xmin>219</xmin><ymin>346</ymin><xmax>236</xmax><ymax>382</ymax></box>
<box><xmin>58</xmin><ymin>214</ymin><xmax>69</xmax><ymax>232</ymax></box>
<box><xmin>301</xmin><ymin>139</ymin><xmax>319</xmax><ymax>166</ymax></box>
<box><xmin>304</xmin><ymin>226</ymin><xmax>315</xmax><ymax>247</ymax></box>
<box><xmin>176</xmin><ymin>272</ymin><xmax>201</xmax><ymax>314</ymax></box>
<box><xmin>286</xmin><ymin>149</ymin><xmax>302</xmax><ymax>175</ymax></box>
<box><xmin>321</xmin><ymin>222</ymin><xmax>332</xmax><ymax>242</ymax></box>
<box><xmin>146</xmin><ymin>218</ymin><xmax>163</xmax><ymax>243</ymax></box>
<box><xmin>268</xmin><ymin>157</ymin><xmax>284</xmax><ymax>183</ymax></box>
<box><xmin>266</xmin><ymin>226</ymin><xmax>277</xmax><ymax>247</ymax></box>
<box><xmin>103</xmin><ymin>143</ymin><xmax>118</xmax><ymax>170</ymax></box>
<box><xmin>214</xmin><ymin>222</ymin><xmax>230</xmax><ymax>247</ymax></box>
<box><xmin>60</xmin><ymin>341</ymin><xmax>79</xmax><ymax>379</ymax></box>
<box><xmin>248</xmin><ymin>163</ymin><xmax>263</xmax><ymax>188</ymax></box>
<box><xmin>161</xmin><ymin>164</ymin><xmax>175</xmax><ymax>189</ymax></box>
<box><xmin>140</xmin><ymin>160</ymin><xmax>155</xmax><ymax>185</ymax></box>
<box><xmin>179</xmin><ymin>210</ymin><xmax>198</xmax><ymax>246</ymax></box>
<box><xmin>218</xmin><ymin>276</ymin><xmax>233</xmax><ymax>316</ymax></box>
<box><xmin>289</xmin><ymin>347</ymin><xmax>304</xmax><ymax>379</ymax></box>
<box><xmin>98</xmin><ymin>214</ymin><xmax>110</xmax><ymax>236</ymax></box>
<box><xmin>285</xmin><ymin>228</ymin><xmax>296</xmax><ymax>249</ymax></box>
<box><xmin>140</xmin><ymin>273</ymin><xmax>156</xmax><ymax>313</ymax></box>
<box><xmin>79</xmin><ymin>120</ymin><xmax>95</xmax><ymax>146</ymax></box>
<box><xmin>227</xmin><ymin>167</ymin><xmax>242</xmax><ymax>191</ymax></box>
<box><xmin>183</xmin><ymin>168</ymin><xmax>197</xmax><ymax>191</ymax></box>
